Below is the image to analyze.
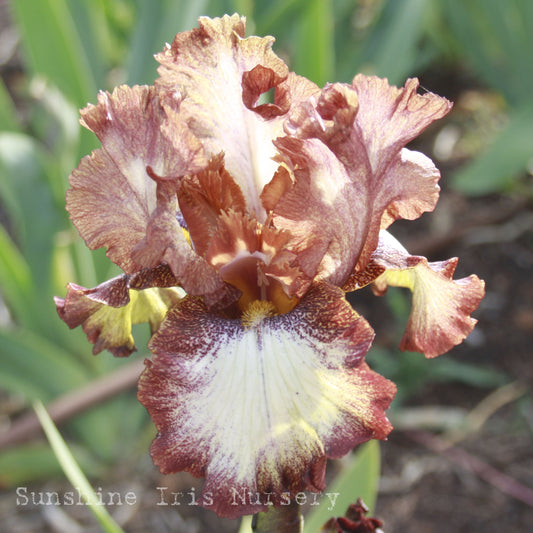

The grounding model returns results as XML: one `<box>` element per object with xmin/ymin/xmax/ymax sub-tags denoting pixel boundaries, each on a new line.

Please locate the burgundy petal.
<box><xmin>138</xmin><ymin>283</ymin><xmax>395</xmax><ymax>518</ymax></box>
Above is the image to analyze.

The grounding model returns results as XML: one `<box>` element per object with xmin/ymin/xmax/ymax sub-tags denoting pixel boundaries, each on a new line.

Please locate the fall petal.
<box><xmin>155</xmin><ymin>14</ymin><xmax>317</xmax><ymax>217</ymax></box>
<box><xmin>138</xmin><ymin>283</ymin><xmax>395</xmax><ymax>518</ymax></box>
<box><xmin>55</xmin><ymin>269</ymin><xmax>184</xmax><ymax>357</ymax></box>
<box><xmin>372</xmin><ymin>230</ymin><xmax>485</xmax><ymax>358</ymax></box>
<box><xmin>68</xmin><ymin>85</ymin><xmax>207</xmax><ymax>274</ymax></box>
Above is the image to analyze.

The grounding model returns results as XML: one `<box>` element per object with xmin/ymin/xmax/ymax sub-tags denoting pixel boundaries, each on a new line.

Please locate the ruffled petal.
<box><xmin>275</xmin><ymin>77</ymin><xmax>451</xmax><ymax>287</ymax></box>
<box><xmin>68</xmin><ymin>85</ymin><xmax>206</xmax><ymax>274</ymax></box>
<box><xmin>205</xmin><ymin>208</ymin><xmax>306</xmax><ymax>309</ymax></box>
<box><xmin>138</xmin><ymin>283</ymin><xmax>395</xmax><ymax>518</ymax></box>
<box><xmin>372</xmin><ymin>230</ymin><xmax>485</xmax><ymax>358</ymax></box>
<box><xmin>129</xmin><ymin>176</ymin><xmax>232</xmax><ymax>306</ymax></box>
<box><xmin>155</xmin><ymin>14</ymin><xmax>318</xmax><ymax>218</ymax></box>
<box><xmin>177</xmin><ymin>153</ymin><xmax>247</xmax><ymax>257</ymax></box>
<box><xmin>55</xmin><ymin>266</ymin><xmax>184</xmax><ymax>357</ymax></box>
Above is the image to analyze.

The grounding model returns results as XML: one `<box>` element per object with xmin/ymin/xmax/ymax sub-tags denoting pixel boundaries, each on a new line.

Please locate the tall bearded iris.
<box><xmin>55</xmin><ymin>15</ymin><xmax>485</xmax><ymax>519</ymax></box>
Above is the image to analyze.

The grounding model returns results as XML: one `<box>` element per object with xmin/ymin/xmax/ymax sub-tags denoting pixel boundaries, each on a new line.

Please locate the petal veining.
<box><xmin>139</xmin><ymin>283</ymin><xmax>395</xmax><ymax>517</ymax></box>
<box><xmin>155</xmin><ymin>14</ymin><xmax>317</xmax><ymax>218</ymax></box>
<box><xmin>372</xmin><ymin>230</ymin><xmax>485</xmax><ymax>357</ymax></box>
<box><xmin>68</xmin><ymin>85</ymin><xmax>206</xmax><ymax>274</ymax></box>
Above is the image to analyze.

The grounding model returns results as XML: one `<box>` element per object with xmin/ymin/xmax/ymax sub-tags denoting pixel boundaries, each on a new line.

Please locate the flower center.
<box><xmin>241</xmin><ymin>300</ymin><xmax>277</xmax><ymax>328</ymax></box>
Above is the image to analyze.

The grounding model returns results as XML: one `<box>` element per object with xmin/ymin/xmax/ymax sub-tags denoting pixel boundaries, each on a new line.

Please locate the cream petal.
<box><xmin>138</xmin><ymin>283</ymin><xmax>395</xmax><ymax>518</ymax></box>
<box><xmin>372</xmin><ymin>230</ymin><xmax>485</xmax><ymax>358</ymax></box>
<box><xmin>155</xmin><ymin>15</ymin><xmax>318</xmax><ymax>218</ymax></box>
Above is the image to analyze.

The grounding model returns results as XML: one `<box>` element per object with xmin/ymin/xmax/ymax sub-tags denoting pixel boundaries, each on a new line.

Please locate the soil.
<box><xmin>373</xmin><ymin>190</ymin><xmax>533</xmax><ymax>532</ymax></box>
<box><xmin>2</xmin><ymin>163</ymin><xmax>532</xmax><ymax>533</ymax></box>
<box><xmin>1</xmin><ymin>3</ymin><xmax>533</xmax><ymax>530</ymax></box>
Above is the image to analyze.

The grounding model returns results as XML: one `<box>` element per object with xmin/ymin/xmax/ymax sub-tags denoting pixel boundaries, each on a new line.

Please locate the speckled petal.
<box><xmin>275</xmin><ymin>77</ymin><xmax>451</xmax><ymax>287</ymax></box>
<box><xmin>138</xmin><ymin>282</ymin><xmax>395</xmax><ymax>518</ymax></box>
<box><xmin>68</xmin><ymin>85</ymin><xmax>206</xmax><ymax>274</ymax></box>
<box><xmin>372</xmin><ymin>230</ymin><xmax>485</xmax><ymax>358</ymax></box>
<box><xmin>55</xmin><ymin>267</ymin><xmax>184</xmax><ymax>357</ymax></box>
<box><xmin>155</xmin><ymin>14</ymin><xmax>317</xmax><ymax>218</ymax></box>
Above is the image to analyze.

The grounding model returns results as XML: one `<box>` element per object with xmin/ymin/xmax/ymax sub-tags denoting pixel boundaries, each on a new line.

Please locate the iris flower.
<box><xmin>55</xmin><ymin>15</ymin><xmax>484</xmax><ymax>518</ymax></box>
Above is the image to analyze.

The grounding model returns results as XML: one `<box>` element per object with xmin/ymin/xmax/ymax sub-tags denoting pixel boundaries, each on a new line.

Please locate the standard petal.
<box><xmin>68</xmin><ymin>85</ymin><xmax>207</xmax><ymax>274</ymax></box>
<box><xmin>276</xmin><ymin>77</ymin><xmax>451</xmax><ymax>287</ymax></box>
<box><xmin>372</xmin><ymin>230</ymin><xmax>485</xmax><ymax>358</ymax></box>
<box><xmin>155</xmin><ymin>14</ymin><xmax>318</xmax><ymax>218</ymax></box>
<box><xmin>350</xmin><ymin>75</ymin><xmax>452</xmax><ymax>176</ymax></box>
<box><xmin>55</xmin><ymin>268</ymin><xmax>184</xmax><ymax>357</ymax></box>
<box><xmin>138</xmin><ymin>283</ymin><xmax>395</xmax><ymax>518</ymax></box>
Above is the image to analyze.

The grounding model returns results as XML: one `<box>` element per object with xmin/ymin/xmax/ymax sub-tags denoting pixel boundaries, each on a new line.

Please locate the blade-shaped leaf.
<box><xmin>34</xmin><ymin>400</ymin><xmax>125</xmax><ymax>533</ymax></box>
<box><xmin>11</xmin><ymin>0</ymin><xmax>98</xmax><ymax>106</ymax></box>
<box><xmin>303</xmin><ymin>440</ymin><xmax>381</xmax><ymax>533</ymax></box>
<box><xmin>452</xmin><ymin>102</ymin><xmax>533</xmax><ymax>195</ymax></box>
<box><xmin>0</xmin><ymin>78</ymin><xmax>20</xmax><ymax>132</ymax></box>
<box><xmin>293</xmin><ymin>0</ymin><xmax>335</xmax><ymax>86</ymax></box>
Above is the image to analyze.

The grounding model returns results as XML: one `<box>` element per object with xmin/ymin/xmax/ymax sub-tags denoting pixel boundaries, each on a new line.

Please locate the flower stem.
<box><xmin>252</xmin><ymin>502</ymin><xmax>303</xmax><ymax>533</ymax></box>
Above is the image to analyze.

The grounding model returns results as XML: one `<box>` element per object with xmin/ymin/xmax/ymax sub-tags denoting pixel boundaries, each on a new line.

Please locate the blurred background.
<box><xmin>0</xmin><ymin>0</ymin><xmax>532</xmax><ymax>531</ymax></box>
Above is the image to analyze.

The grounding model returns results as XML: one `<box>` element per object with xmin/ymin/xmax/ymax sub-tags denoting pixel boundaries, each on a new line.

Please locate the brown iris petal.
<box><xmin>205</xmin><ymin>208</ymin><xmax>308</xmax><ymax>313</ymax></box>
<box><xmin>155</xmin><ymin>15</ymin><xmax>293</xmax><ymax>215</ymax></box>
<box><xmin>68</xmin><ymin>85</ymin><xmax>207</xmax><ymax>275</ymax></box>
<box><xmin>260</xmin><ymin>223</ymin><xmax>307</xmax><ymax>300</ymax></box>
<box><xmin>178</xmin><ymin>154</ymin><xmax>247</xmax><ymax>257</ymax></box>
<box><xmin>242</xmin><ymin>64</ymin><xmax>290</xmax><ymax>118</ymax></box>
<box><xmin>321</xmin><ymin>498</ymin><xmax>384</xmax><ymax>533</ymax></box>
<box><xmin>260</xmin><ymin>165</ymin><xmax>294</xmax><ymax>213</ymax></box>
<box><xmin>371</xmin><ymin>230</ymin><xmax>485</xmax><ymax>358</ymax></box>
<box><xmin>138</xmin><ymin>282</ymin><xmax>395</xmax><ymax>518</ymax></box>
<box><xmin>130</xmin><ymin>174</ymin><xmax>232</xmax><ymax>307</ymax></box>
<box><xmin>273</xmin><ymin>76</ymin><xmax>452</xmax><ymax>289</ymax></box>
<box><xmin>342</xmin><ymin>260</ymin><xmax>386</xmax><ymax>292</ymax></box>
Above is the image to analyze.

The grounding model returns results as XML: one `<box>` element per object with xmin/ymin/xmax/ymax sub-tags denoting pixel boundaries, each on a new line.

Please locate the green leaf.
<box><xmin>11</xmin><ymin>0</ymin><xmax>98</xmax><ymax>106</ymax></box>
<box><xmin>0</xmin><ymin>133</ymin><xmax>61</xmax><ymax>290</ymax></box>
<box><xmin>0</xmin><ymin>442</ymin><xmax>101</xmax><ymax>487</ymax></box>
<box><xmin>303</xmin><ymin>441</ymin><xmax>381</xmax><ymax>533</ymax></box>
<box><xmin>293</xmin><ymin>0</ymin><xmax>335</xmax><ymax>86</ymax></box>
<box><xmin>0</xmin><ymin>328</ymin><xmax>90</xmax><ymax>401</ymax></box>
<box><xmin>0</xmin><ymin>78</ymin><xmax>20</xmax><ymax>132</ymax></box>
<box><xmin>0</xmin><ymin>224</ymin><xmax>34</xmax><ymax>325</ymax></box>
<box><xmin>428</xmin><ymin>357</ymin><xmax>507</xmax><ymax>389</ymax></box>
<box><xmin>34</xmin><ymin>400</ymin><xmax>125</xmax><ymax>533</ymax></box>
<box><xmin>452</xmin><ymin>102</ymin><xmax>533</xmax><ymax>195</ymax></box>
<box><xmin>28</xmin><ymin>81</ymin><xmax>81</xmax><ymax>201</ymax></box>
<box><xmin>126</xmin><ymin>0</ymin><xmax>209</xmax><ymax>85</ymax></box>
<box><xmin>361</xmin><ymin>0</ymin><xmax>430</xmax><ymax>84</ymax></box>
<box><xmin>442</xmin><ymin>0</ymin><xmax>533</xmax><ymax>105</ymax></box>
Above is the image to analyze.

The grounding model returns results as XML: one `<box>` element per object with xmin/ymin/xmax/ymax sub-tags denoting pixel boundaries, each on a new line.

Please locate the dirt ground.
<box><xmin>2</xmin><ymin>186</ymin><xmax>532</xmax><ymax>533</ymax></box>
<box><xmin>1</xmin><ymin>4</ymin><xmax>532</xmax><ymax>529</ymax></box>
<box><xmin>373</xmin><ymin>191</ymin><xmax>533</xmax><ymax>532</ymax></box>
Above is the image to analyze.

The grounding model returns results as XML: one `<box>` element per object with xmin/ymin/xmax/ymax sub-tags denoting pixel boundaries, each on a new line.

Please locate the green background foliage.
<box><xmin>0</xmin><ymin>0</ymin><xmax>530</xmax><ymax>530</ymax></box>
